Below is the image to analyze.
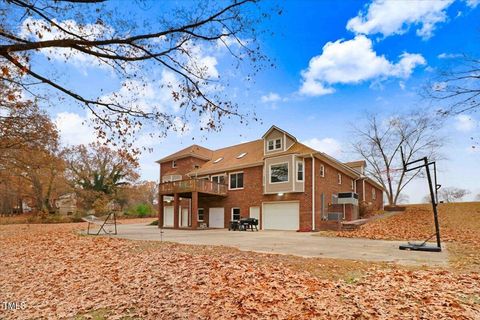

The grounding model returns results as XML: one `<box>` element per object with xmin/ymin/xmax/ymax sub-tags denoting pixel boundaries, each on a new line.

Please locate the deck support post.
<box><xmin>173</xmin><ymin>193</ymin><xmax>180</xmax><ymax>229</ymax></box>
<box><xmin>158</xmin><ymin>194</ymin><xmax>164</xmax><ymax>228</ymax></box>
<box><xmin>191</xmin><ymin>191</ymin><xmax>198</xmax><ymax>230</ymax></box>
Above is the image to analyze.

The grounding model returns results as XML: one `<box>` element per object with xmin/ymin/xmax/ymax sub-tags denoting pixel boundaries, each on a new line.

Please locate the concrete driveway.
<box><xmin>111</xmin><ymin>223</ymin><xmax>448</xmax><ymax>267</ymax></box>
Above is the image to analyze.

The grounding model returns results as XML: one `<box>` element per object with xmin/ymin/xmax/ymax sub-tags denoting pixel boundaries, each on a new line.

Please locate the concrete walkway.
<box><xmin>111</xmin><ymin>223</ymin><xmax>448</xmax><ymax>267</ymax></box>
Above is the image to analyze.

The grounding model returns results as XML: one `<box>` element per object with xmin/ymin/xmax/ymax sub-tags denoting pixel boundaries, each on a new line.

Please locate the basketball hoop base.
<box><xmin>399</xmin><ymin>243</ymin><xmax>441</xmax><ymax>252</ymax></box>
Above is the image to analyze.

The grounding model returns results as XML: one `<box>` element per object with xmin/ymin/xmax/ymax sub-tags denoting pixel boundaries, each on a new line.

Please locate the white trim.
<box><xmin>338</xmin><ymin>173</ymin><xmax>342</xmax><ymax>185</ymax></box>
<box><xmin>283</xmin><ymin>133</ymin><xmax>287</xmax><ymax>151</ymax></box>
<box><xmin>228</xmin><ymin>171</ymin><xmax>244</xmax><ymax>190</ymax></box>
<box><xmin>311</xmin><ymin>155</ymin><xmax>315</xmax><ymax>231</ymax></box>
<box><xmin>362</xmin><ymin>179</ymin><xmax>366</xmax><ymax>201</ymax></box>
<box><xmin>296</xmin><ymin>160</ymin><xmax>304</xmax><ymax>182</ymax></box>
<box><xmin>171</xmin><ymin>160</ymin><xmax>177</xmax><ymax>168</ymax></box>
<box><xmin>267</xmin><ymin>138</ymin><xmax>282</xmax><ymax>152</ymax></box>
<box><xmin>213</xmin><ymin>157</ymin><xmax>223</xmax><ymax>163</ymax></box>
<box><xmin>319</xmin><ymin>164</ymin><xmax>325</xmax><ymax>178</ymax></box>
<box><xmin>269</xmin><ymin>162</ymin><xmax>289</xmax><ymax>184</ymax></box>
<box><xmin>231</xmin><ymin>207</ymin><xmax>241</xmax><ymax>221</ymax></box>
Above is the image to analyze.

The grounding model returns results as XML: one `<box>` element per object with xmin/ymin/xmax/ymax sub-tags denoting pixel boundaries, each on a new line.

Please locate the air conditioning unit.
<box><xmin>327</xmin><ymin>212</ymin><xmax>343</xmax><ymax>221</ymax></box>
<box><xmin>337</xmin><ymin>192</ymin><xmax>359</xmax><ymax>205</ymax></box>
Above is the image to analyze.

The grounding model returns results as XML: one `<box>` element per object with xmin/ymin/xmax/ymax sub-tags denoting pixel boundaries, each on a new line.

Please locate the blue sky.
<box><xmin>22</xmin><ymin>0</ymin><xmax>480</xmax><ymax>202</ymax></box>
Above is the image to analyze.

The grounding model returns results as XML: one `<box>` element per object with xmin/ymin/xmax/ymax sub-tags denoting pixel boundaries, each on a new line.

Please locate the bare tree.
<box><xmin>352</xmin><ymin>112</ymin><xmax>443</xmax><ymax>206</ymax></box>
<box><xmin>439</xmin><ymin>187</ymin><xmax>470</xmax><ymax>203</ymax></box>
<box><xmin>0</xmin><ymin>0</ymin><xmax>274</xmax><ymax>151</ymax></box>
<box><xmin>426</xmin><ymin>55</ymin><xmax>480</xmax><ymax>115</ymax></box>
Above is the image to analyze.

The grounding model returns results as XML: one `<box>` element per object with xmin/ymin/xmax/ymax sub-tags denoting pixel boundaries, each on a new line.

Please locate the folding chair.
<box><xmin>82</xmin><ymin>212</ymin><xmax>117</xmax><ymax>235</ymax></box>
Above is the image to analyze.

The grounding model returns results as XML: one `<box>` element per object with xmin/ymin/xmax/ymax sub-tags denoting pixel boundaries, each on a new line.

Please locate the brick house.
<box><xmin>156</xmin><ymin>126</ymin><xmax>383</xmax><ymax>231</ymax></box>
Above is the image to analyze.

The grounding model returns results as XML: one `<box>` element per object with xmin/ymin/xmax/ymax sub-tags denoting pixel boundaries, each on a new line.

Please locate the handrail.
<box><xmin>159</xmin><ymin>178</ymin><xmax>227</xmax><ymax>195</ymax></box>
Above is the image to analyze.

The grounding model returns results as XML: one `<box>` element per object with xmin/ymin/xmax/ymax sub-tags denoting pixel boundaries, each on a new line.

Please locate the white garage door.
<box><xmin>163</xmin><ymin>206</ymin><xmax>174</xmax><ymax>227</ymax></box>
<box><xmin>209</xmin><ymin>207</ymin><xmax>225</xmax><ymax>228</ymax></box>
<box><xmin>263</xmin><ymin>202</ymin><xmax>299</xmax><ymax>231</ymax></box>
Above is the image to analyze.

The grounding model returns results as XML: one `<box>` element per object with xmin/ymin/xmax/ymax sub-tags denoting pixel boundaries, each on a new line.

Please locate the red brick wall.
<box><xmin>314</xmin><ymin>158</ymin><xmax>356</xmax><ymax>230</ymax></box>
<box><xmin>356</xmin><ymin>179</ymin><xmax>384</xmax><ymax>211</ymax></box>
<box><xmin>160</xmin><ymin>157</ymin><xmax>208</xmax><ymax>181</ymax></box>
<box><xmin>198</xmin><ymin>159</ymin><xmax>314</xmax><ymax>231</ymax></box>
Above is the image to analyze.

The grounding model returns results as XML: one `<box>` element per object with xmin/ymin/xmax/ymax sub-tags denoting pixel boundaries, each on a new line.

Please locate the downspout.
<box><xmin>362</xmin><ymin>179</ymin><xmax>366</xmax><ymax>201</ymax></box>
<box><xmin>310</xmin><ymin>154</ymin><xmax>315</xmax><ymax>231</ymax></box>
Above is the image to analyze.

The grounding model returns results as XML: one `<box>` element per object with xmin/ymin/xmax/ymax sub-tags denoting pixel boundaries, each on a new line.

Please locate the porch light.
<box><xmin>277</xmin><ymin>193</ymin><xmax>284</xmax><ymax>196</ymax></box>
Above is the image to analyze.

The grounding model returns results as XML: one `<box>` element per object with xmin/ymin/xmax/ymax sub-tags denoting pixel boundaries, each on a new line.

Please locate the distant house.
<box><xmin>55</xmin><ymin>193</ymin><xmax>77</xmax><ymax>215</ymax></box>
<box><xmin>156</xmin><ymin>126</ymin><xmax>383</xmax><ymax>231</ymax></box>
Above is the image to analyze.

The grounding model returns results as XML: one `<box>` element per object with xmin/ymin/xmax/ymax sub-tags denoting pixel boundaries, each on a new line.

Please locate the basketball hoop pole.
<box><xmin>399</xmin><ymin>147</ymin><xmax>442</xmax><ymax>252</ymax></box>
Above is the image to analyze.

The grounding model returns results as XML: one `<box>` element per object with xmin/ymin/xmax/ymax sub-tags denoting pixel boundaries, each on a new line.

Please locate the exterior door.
<box><xmin>209</xmin><ymin>207</ymin><xmax>225</xmax><ymax>228</ymax></box>
<box><xmin>249</xmin><ymin>206</ymin><xmax>260</xmax><ymax>220</ymax></box>
<box><xmin>262</xmin><ymin>202</ymin><xmax>299</xmax><ymax>231</ymax></box>
<box><xmin>163</xmin><ymin>206</ymin><xmax>174</xmax><ymax>227</ymax></box>
<box><xmin>181</xmin><ymin>208</ymin><xmax>189</xmax><ymax>227</ymax></box>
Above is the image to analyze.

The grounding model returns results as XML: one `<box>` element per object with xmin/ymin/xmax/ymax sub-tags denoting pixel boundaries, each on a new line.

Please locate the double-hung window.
<box><xmin>229</xmin><ymin>172</ymin><xmax>244</xmax><ymax>189</ymax></box>
<box><xmin>296</xmin><ymin>161</ymin><xmax>304</xmax><ymax>181</ymax></box>
<box><xmin>267</xmin><ymin>138</ymin><xmax>282</xmax><ymax>151</ymax></box>
<box><xmin>338</xmin><ymin>173</ymin><xmax>342</xmax><ymax>185</ymax></box>
<box><xmin>198</xmin><ymin>208</ymin><xmax>204</xmax><ymax>222</ymax></box>
<box><xmin>270</xmin><ymin>163</ymin><xmax>288</xmax><ymax>183</ymax></box>
<box><xmin>232</xmin><ymin>208</ymin><xmax>241</xmax><ymax>221</ymax></box>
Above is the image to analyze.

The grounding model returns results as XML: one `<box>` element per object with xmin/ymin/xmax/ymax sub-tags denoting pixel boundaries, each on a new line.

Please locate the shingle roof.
<box><xmin>156</xmin><ymin>144</ymin><xmax>213</xmax><ymax>163</ymax></box>
<box><xmin>190</xmin><ymin>140</ymin><xmax>264</xmax><ymax>175</ymax></box>
<box><xmin>345</xmin><ymin>160</ymin><xmax>367</xmax><ymax>168</ymax></box>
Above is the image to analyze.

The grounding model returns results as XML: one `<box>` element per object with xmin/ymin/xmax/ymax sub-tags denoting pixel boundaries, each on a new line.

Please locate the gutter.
<box><xmin>310</xmin><ymin>153</ymin><xmax>315</xmax><ymax>231</ymax></box>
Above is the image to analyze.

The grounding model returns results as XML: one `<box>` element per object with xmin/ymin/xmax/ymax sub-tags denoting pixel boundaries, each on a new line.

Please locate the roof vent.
<box><xmin>213</xmin><ymin>157</ymin><xmax>223</xmax><ymax>163</ymax></box>
<box><xmin>236</xmin><ymin>152</ymin><xmax>247</xmax><ymax>159</ymax></box>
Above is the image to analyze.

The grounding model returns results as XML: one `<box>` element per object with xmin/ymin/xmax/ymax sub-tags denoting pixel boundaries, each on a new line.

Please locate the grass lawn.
<box><xmin>1</xmin><ymin>217</ymin><xmax>479</xmax><ymax>319</ymax></box>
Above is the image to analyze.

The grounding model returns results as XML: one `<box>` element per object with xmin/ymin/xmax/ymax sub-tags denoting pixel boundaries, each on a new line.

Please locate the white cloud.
<box><xmin>299</xmin><ymin>35</ymin><xmax>425</xmax><ymax>96</ymax></box>
<box><xmin>466</xmin><ymin>0</ymin><xmax>480</xmax><ymax>8</ymax></box>
<box><xmin>438</xmin><ymin>52</ymin><xmax>463</xmax><ymax>59</ymax></box>
<box><xmin>54</xmin><ymin>112</ymin><xmax>96</xmax><ymax>146</ymax></box>
<box><xmin>303</xmin><ymin>138</ymin><xmax>342</xmax><ymax>158</ymax></box>
<box><xmin>455</xmin><ymin>115</ymin><xmax>477</xmax><ymax>132</ymax></box>
<box><xmin>261</xmin><ymin>92</ymin><xmax>281</xmax><ymax>103</ymax></box>
<box><xmin>346</xmin><ymin>0</ymin><xmax>454</xmax><ymax>40</ymax></box>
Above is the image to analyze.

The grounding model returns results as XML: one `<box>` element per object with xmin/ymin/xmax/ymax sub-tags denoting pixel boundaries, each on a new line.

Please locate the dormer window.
<box><xmin>267</xmin><ymin>138</ymin><xmax>282</xmax><ymax>151</ymax></box>
<box><xmin>213</xmin><ymin>157</ymin><xmax>223</xmax><ymax>163</ymax></box>
<box><xmin>237</xmin><ymin>152</ymin><xmax>247</xmax><ymax>159</ymax></box>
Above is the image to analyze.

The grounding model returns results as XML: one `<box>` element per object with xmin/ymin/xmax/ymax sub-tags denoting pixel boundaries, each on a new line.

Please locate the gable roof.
<box><xmin>261</xmin><ymin>125</ymin><xmax>297</xmax><ymax>142</ymax></box>
<box><xmin>345</xmin><ymin>160</ymin><xmax>367</xmax><ymax>169</ymax></box>
<box><xmin>156</xmin><ymin>144</ymin><xmax>213</xmax><ymax>163</ymax></box>
<box><xmin>190</xmin><ymin>140</ymin><xmax>264</xmax><ymax>176</ymax></box>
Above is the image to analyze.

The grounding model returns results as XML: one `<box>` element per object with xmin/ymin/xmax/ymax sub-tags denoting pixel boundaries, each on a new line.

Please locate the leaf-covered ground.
<box><xmin>1</xmin><ymin>223</ymin><xmax>479</xmax><ymax>319</ymax></box>
<box><xmin>334</xmin><ymin>203</ymin><xmax>480</xmax><ymax>245</ymax></box>
<box><xmin>330</xmin><ymin>202</ymin><xmax>480</xmax><ymax>271</ymax></box>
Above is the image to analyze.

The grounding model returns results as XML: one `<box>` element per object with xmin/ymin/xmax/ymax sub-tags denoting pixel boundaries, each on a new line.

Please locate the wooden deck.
<box><xmin>159</xmin><ymin>179</ymin><xmax>227</xmax><ymax>196</ymax></box>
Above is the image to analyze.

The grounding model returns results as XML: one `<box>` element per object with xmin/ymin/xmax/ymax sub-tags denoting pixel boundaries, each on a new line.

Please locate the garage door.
<box><xmin>263</xmin><ymin>202</ymin><xmax>299</xmax><ymax>231</ymax></box>
<box><xmin>163</xmin><ymin>206</ymin><xmax>174</xmax><ymax>227</ymax></box>
<box><xmin>209</xmin><ymin>207</ymin><xmax>224</xmax><ymax>228</ymax></box>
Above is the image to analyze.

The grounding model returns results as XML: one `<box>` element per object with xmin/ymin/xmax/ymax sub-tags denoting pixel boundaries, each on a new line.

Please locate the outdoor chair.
<box><xmin>228</xmin><ymin>220</ymin><xmax>240</xmax><ymax>231</ymax></box>
<box><xmin>82</xmin><ymin>212</ymin><xmax>117</xmax><ymax>235</ymax></box>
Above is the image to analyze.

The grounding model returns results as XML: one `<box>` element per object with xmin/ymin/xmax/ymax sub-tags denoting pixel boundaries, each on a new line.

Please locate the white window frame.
<box><xmin>231</xmin><ymin>207</ymin><xmax>241</xmax><ymax>221</ymax></box>
<box><xmin>267</xmin><ymin>138</ymin><xmax>282</xmax><ymax>151</ymax></box>
<box><xmin>211</xmin><ymin>174</ymin><xmax>226</xmax><ymax>185</ymax></box>
<box><xmin>296</xmin><ymin>160</ymin><xmax>304</xmax><ymax>182</ymax></box>
<box><xmin>269</xmin><ymin>162</ymin><xmax>289</xmax><ymax>184</ymax></box>
<box><xmin>320</xmin><ymin>164</ymin><xmax>325</xmax><ymax>177</ymax></box>
<box><xmin>172</xmin><ymin>160</ymin><xmax>177</xmax><ymax>168</ymax></box>
<box><xmin>338</xmin><ymin>173</ymin><xmax>342</xmax><ymax>185</ymax></box>
<box><xmin>228</xmin><ymin>171</ymin><xmax>244</xmax><ymax>190</ymax></box>
<box><xmin>372</xmin><ymin>188</ymin><xmax>376</xmax><ymax>200</ymax></box>
<box><xmin>198</xmin><ymin>208</ymin><xmax>204</xmax><ymax>222</ymax></box>
<box><xmin>351</xmin><ymin>180</ymin><xmax>354</xmax><ymax>190</ymax></box>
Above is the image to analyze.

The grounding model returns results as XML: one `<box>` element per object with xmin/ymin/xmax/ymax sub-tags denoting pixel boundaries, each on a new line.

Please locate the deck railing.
<box><xmin>159</xmin><ymin>179</ymin><xmax>228</xmax><ymax>196</ymax></box>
